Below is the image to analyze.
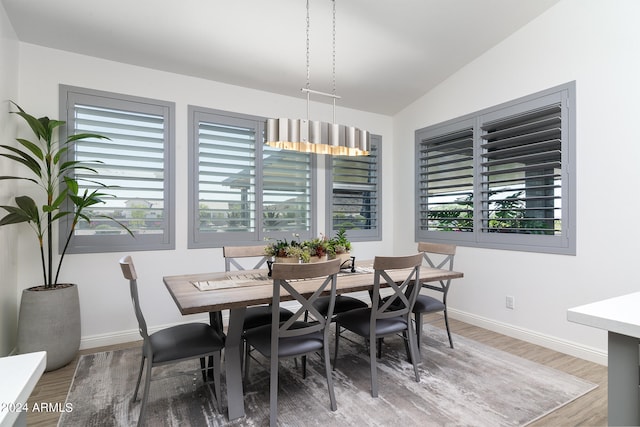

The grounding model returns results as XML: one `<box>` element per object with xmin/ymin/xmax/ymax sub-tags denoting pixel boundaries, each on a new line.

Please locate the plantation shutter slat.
<box><xmin>331</xmin><ymin>141</ymin><xmax>379</xmax><ymax>232</ymax></box>
<box><xmin>196</xmin><ymin>120</ymin><xmax>257</xmax><ymax>234</ymax></box>
<box><xmin>73</xmin><ymin>103</ymin><xmax>166</xmax><ymax>235</ymax></box>
<box><xmin>417</xmin><ymin>126</ymin><xmax>474</xmax><ymax>233</ymax></box>
<box><xmin>479</xmin><ymin>104</ymin><xmax>562</xmax><ymax>235</ymax></box>
<box><xmin>262</xmin><ymin>146</ymin><xmax>311</xmax><ymax>234</ymax></box>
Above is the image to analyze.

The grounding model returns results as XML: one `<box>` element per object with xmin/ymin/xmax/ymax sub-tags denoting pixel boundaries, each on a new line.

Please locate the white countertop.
<box><xmin>0</xmin><ymin>351</ymin><xmax>46</xmax><ymax>426</ymax></box>
<box><xmin>567</xmin><ymin>291</ymin><xmax>640</xmax><ymax>338</ymax></box>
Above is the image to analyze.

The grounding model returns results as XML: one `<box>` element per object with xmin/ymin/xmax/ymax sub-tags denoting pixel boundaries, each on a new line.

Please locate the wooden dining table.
<box><xmin>163</xmin><ymin>260</ymin><xmax>463</xmax><ymax>421</ymax></box>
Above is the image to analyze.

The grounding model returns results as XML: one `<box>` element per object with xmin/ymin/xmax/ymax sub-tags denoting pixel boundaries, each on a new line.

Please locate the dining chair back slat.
<box><xmin>120</xmin><ymin>256</ymin><xmax>149</xmax><ymax>343</ymax></box>
<box><xmin>417</xmin><ymin>241</ymin><xmax>456</xmax><ymax>291</ymax></box>
<box><xmin>223</xmin><ymin>245</ymin><xmax>270</xmax><ymax>271</ymax></box>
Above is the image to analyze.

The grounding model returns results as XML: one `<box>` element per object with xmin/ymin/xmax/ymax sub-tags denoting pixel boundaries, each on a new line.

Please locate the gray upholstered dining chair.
<box><xmin>333</xmin><ymin>253</ymin><xmax>423</xmax><ymax>397</ymax></box>
<box><xmin>413</xmin><ymin>242</ymin><xmax>457</xmax><ymax>349</ymax></box>
<box><xmin>119</xmin><ymin>256</ymin><xmax>225</xmax><ymax>427</ymax></box>
<box><xmin>222</xmin><ymin>245</ymin><xmax>294</xmax><ymax>332</ymax></box>
<box><xmin>222</xmin><ymin>245</ymin><xmax>295</xmax><ymax>376</ymax></box>
<box><xmin>244</xmin><ymin>258</ymin><xmax>341</xmax><ymax>427</ymax></box>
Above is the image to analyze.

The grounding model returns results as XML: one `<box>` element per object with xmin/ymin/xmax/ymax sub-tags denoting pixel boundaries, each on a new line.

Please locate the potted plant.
<box><xmin>264</xmin><ymin>236</ymin><xmax>310</xmax><ymax>263</ymax></box>
<box><xmin>303</xmin><ymin>236</ymin><xmax>329</xmax><ymax>262</ymax></box>
<box><xmin>328</xmin><ymin>228</ymin><xmax>352</xmax><ymax>264</ymax></box>
<box><xmin>0</xmin><ymin>102</ymin><xmax>131</xmax><ymax>371</ymax></box>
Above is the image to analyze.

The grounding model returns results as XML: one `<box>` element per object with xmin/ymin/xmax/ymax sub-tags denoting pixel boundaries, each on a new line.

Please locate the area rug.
<box><xmin>58</xmin><ymin>326</ymin><xmax>597</xmax><ymax>426</ymax></box>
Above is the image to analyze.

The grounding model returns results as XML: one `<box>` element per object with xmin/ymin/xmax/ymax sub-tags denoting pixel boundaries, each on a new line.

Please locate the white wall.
<box><xmin>0</xmin><ymin>1</ymin><xmax>19</xmax><ymax>356</ymax></box>
<box><xmin>12</xmin><ymin>44</ymin><xmax>393</xmax><ymax>349</ymax></box>
<box><xmin>394</xmin><ymin>0</ymin><xmax>640</xmax><ymax>364</ymax></box>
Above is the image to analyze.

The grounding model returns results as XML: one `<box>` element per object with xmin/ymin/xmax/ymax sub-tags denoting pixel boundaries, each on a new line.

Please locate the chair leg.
<box><xmin>443</xmin><ymin>308</ymin><xmax>454</xmax><ymax>349</ymax></box>
<box><xmin>240</xmin><ymin>340</ymin><xmax>246</xmax><ymax>376</ymax></box>
<box><xmin>333</xmin><ymin>324</ymin><xmax>341</xmax><ymax>371</ymax></box>
<box><xmin>302</xmin><ymin>355</ymin><xmax>307</xmax><ymax>379</ymax></box>
<box><xmin>209</xmin><ymin>310</ymin><xmax>224</xmax><ymax>337</ymax></box>
<box><xmin>407</xmin><ymin>325</ymin><xmax>421</xmax><ymax>383</ymax></box>
<box><xmin>269</xmin><ymin>356</ymin><xmax>279</xmax><ymax>427</ymax></box>
<box><xmin>133</xmin><ymin>355</ymin><xmax>145</xmax><ymax>401</ymax></box>
<box><xmin>212</xmin><ymin>351</ymin><xmax>222</xmax><ymax>412</ymax></box>
<box><xmin>323</xmin><ymin>340</ymin><xmax>337</xmax><ymax>411</ymax></box>
<box><xmin>208</xmin><ymin>355</ymin><xmax>214</xmax><ymax>379</ymax></box>
<box><xmin>137</xmin><ymin>359</ymin><xmax>153</xmax><ymax>427</ymax></box>
<box><xmin>402</xmin><ymin>331</ymin><xmax>412</xmax><ymax>363</ymax></box>
<box><xmin>244</xmin><ymin>339</ymin><xmax>252</xmax><ymax>381</ymax></box>
<box><xmin>370</xmin><ymin>335</ymin><xmax>378</xmax><ymax>398</ymax></box>
<box><xmin>415</xmin><ymin>312</ymin><xmax>423</xmax><ymax>350</ymax></box>
<box><xmin>200</xmin><ymin>357</ymin><xmax>207</xmax><ymax>383</ymax></box>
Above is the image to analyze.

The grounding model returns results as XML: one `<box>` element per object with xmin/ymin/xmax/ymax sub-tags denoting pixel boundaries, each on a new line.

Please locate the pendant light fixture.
<box><xmin>265</xmin><ymin>0</ymin><xmax>369</xmax><ymax>156</ymax></box>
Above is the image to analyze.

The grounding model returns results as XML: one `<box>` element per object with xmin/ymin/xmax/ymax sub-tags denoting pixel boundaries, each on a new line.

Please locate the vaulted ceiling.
<box><xmin>2</xmin><ymin>0</ymin><xmax>559</xmax><ymax>115</ymax></box>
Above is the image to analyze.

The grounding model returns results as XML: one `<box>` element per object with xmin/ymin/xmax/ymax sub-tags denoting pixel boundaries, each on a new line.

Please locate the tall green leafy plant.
<box><xmin>0</xmin><ymin>102</ymin><xmax>131</xmax><ymax>288</ymax></box>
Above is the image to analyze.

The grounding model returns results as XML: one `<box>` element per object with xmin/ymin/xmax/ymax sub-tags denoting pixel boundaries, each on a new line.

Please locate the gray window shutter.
<box><xmin>262</xmin><ymin>146</ymin><xmax>312</xmax><ymax>234</ymax></box>
<box><xmin>60</xmin><ymin>85</ymin><xmax>175</xmax><ymax>253</ymax></box>
<box><xmin>414</xmin><ymin>82</ymin><xmax>575</xmax><ymax>254</ymax></box>
<box><xmin>73</xmin><ymin>104</ymin><xmax>167</xmax><ymax>234</ymax></box>
<box><xmin>416</xmin><ymin>122</ymin><xmax>474</xmax><ymax>236</ymax></box>
<box><xmin>196</xmin><ymin>118</ymin><xmax>258</xmax><ymax>235</ymax></box>
<box><xmin>329</xmin><ymin>136</ymin><xmax>380</xmax><ymax>240</ymax></box>
<box><xmin>480</xmin><ymin>104</ymin><xmax>562</xmax><ymax>235</ymax></box>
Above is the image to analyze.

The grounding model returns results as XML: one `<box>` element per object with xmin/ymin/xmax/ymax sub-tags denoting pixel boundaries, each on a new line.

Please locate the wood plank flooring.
<box><xmin>24</xmin><ymin>316</ymin><xmax>607</xmax><ymax>426</ymax></box>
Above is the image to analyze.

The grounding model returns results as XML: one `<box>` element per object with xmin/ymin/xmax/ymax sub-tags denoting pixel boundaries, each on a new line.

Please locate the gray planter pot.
<box><xmin>17</xmin><ymin>283</ymin><xmax>81</xmax><ymax>371</ymax></box>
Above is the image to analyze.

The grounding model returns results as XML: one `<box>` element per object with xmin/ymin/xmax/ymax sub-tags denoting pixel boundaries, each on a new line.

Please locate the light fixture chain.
<box><xmin>306</xmin><ymin>0</ymin><xmax>311</xmax><ymax>90</ymax></box>
<box><xmin>332</xmin><ymin>0</ymin><xmax>336</xmax><ymax>96</ymax></box>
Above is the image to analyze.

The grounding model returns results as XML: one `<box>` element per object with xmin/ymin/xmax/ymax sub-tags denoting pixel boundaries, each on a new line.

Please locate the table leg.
<box><xmin>226</xmin><ymin>307</ymin><xmax>246</xmax><ymax>421</ymax></box>
<box><xmin>209</xmin><ymin>311</ymin><xmax>224</xmax><ymax>337</ymax></box>
<box><xmin>607</xmin><ymin>331</ymin><xmax>640</xmax><ymax>426</ymax></box>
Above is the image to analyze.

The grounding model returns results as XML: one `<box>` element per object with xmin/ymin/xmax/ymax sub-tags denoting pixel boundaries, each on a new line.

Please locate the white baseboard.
<box><xmin>449</xmin><ymin>309</ymin><xmax>608</xmax><ymax>366</ymax></box>
<box><xmin>79</xmin><ymin>316</ymin><xmax>210</xmax><ymax>350</ymax></box>
<box><xmin>80</xmin><ymin>329</ymin><xmax>141</xmax><ymax>350</ymax></box>
<box><xmin>79</xmin><ymin>306</ymin><xmax>312</xmax><ymax>351</ymax></box>
<box><xmin>79</xmin><ymin>307</ymin><xmax>608</xmax><ymax>367</ymax></box>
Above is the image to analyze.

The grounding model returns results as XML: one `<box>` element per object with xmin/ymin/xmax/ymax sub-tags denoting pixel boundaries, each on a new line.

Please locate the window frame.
<box><xmin>59</xmin><ymin>85</ymin><xmax>176</xmax><ymax>253</ymax></box>
<box><xmin>188</xmin><ymin>106</ymin><xmax>317</xmax><ymax>248</ymax></box>
<box><xmin>415</xmin><ymin>82</ymin><xmax>576</xmax><ymax>255</ymax></box>
<box><xmin>325</xmin><ymin>134</ymin><xmax>382</xmax><ymax>242</ymax></box>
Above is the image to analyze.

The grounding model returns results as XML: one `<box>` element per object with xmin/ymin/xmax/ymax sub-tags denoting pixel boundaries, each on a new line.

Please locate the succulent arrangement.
<box><xmin>264</xmin><ymin>229</ymin><xmax>351</xmax><ymax>264</ymax></box>
<box><xmin>264</xmin><ymin>236</ymin><xmax>311</xmax><ymax>263</ymax></box>
<box><xmin>329</xmin><ymin>228</ymin><xmax>351</xmax><ymax>255</ymax></box>
<box><xmin>304</xmin><ymin>237</ymin><xmax>330</xmax><ymax>258</ymax></box>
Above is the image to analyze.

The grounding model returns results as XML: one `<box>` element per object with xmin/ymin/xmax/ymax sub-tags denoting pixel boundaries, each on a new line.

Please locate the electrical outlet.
<box><xmin>506</xmin><ymin>296</ymin><xmax>515</xmax><ymax>310</ymax></box>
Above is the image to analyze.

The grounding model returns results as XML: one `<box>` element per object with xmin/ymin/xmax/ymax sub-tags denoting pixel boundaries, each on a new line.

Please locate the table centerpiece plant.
<box><xmin>0</xmin><ymin>102</ymin><xmax>132</xmax><ymax>370</ymax></box>
<box><xmin>264</xmin><ymin>235</ymin><xmax>310</xmax><ymax>263</ymax></box>
<box><xmin>264</xmin><ymin>231</ymin><xmax>352</xmax><ymax>265</ymax></box>
<box><xmin>327</xmin><ymin>228</ymin><xmax>352</xmax><ymax>264</ymax></box>
<box><xmin>303</xmin><ymin>236</ymin><xmax>330</xmax><ymax>262</ymax></box>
